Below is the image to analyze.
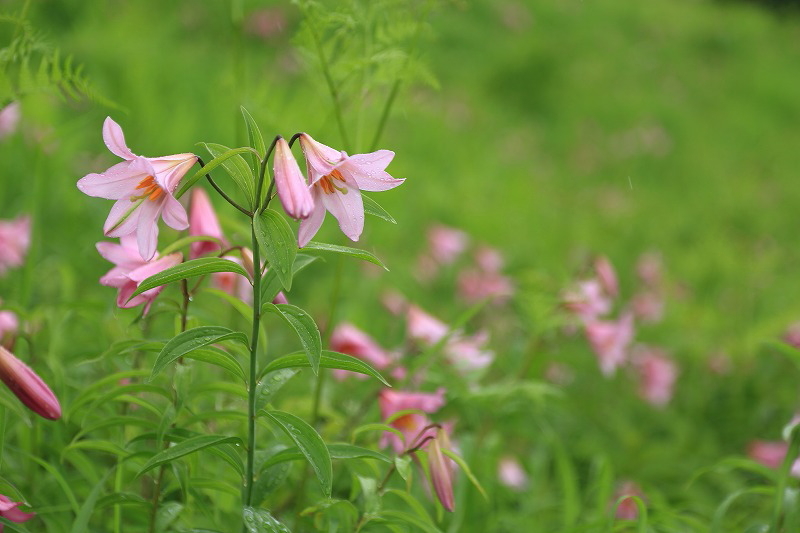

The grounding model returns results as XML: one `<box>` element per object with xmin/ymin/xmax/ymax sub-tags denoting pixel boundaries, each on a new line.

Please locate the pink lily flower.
<box><xmin>444</xmin><ymin>330</ymin><xmax>494</xmax><ymax>374</ymax></box>
<box><xmin>0</xmin><ymin>310</ymin><xmax>18</xmax><ymax>350</ymax></box>
<box><xmin>379</xmin><ymin>388</ymin><xmax>446</xmax><ymax>453</ymax></box>
<box><xmin>96</xmin><ymin>234</ymin><xmax>183</xmax><ymax>314</ymax></box>
<box><xmin>457</xmin><ymin>268</ymin><xmax>514</xmax><ymax>305</ymax></box>
<box><xmin>329</xmin><ymin>323</ymin><xmax>401</xmax><ymax>380</ymax></box>
<box><xmin>498</xmin><ymin>456</ymin><xmax>529</xmax><ymax>490</ymax></box>
<box><xmin>631</xmin><ymin>345</ymin><xmax>677</xmax><ymax>406</ymax></box>
<box><xmin>427</xmin><ymin>427</ymin><xmax>456</xmax><ymax>512</ymax></box>
<box><xmin>594</xmin><ymin>256</ymin><xmax>619</xmax><ymax>299</ymax></box>
<box><xmin>189</xmin><ymin>188</ymin><xmax>227</xmax><ymax>259</ymax></box>
<box><xmin>0</xmin><ymin>493</ymin><xmax>35</xmax><ymax>529</ymax></box>
<box><xmin>407</xmin><ymin>305</ymin><xmax>450</xmax><ymax>346</ymax></box>
<box><xmin>296</xmin><ymin>133</ymin><xmax>404</xmax><ymax>247</ymax></box>
<box><xmin>273</xmin><ymin>137</ymin><xmax>314</xmax><ymax>219</ymax></box>
<box><xmin>0</xmin><ymin>102</ymin><xmax>21</xmax><ymax>139</ymax></box>
<box><xmin>77</xmin><ymin>117</ymin><xmax>197</xmax><ymax>261</ymax></box>
<box><xmin>584</xmin><ymin>312</ymin><xmax>634</xmax><ymax>376</ymax></box>
<box><xmin>427</xmin><ymin>225</ymin><xmax>469</xmax><ymax>266</ymax></box>
<box><xmin>562</xmin><ymin>279</ymin><xmax>612</xmax><ymax>323</ymax></box>
<box><xmin>0</xmin><ymin>215</ymin><xmax>31</xmax><ymax>276</ymax></box>
<box><xmin>0</xmin><ymin>345</ymin><xmax>61</xmax><ymax>420</ymax></box>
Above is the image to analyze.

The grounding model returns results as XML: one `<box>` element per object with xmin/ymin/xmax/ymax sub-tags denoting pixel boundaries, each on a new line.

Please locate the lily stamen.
<box><xmin>130</xmin><ymin>175</ymin><xmax>165</xmax><ymax>202</ymax></box>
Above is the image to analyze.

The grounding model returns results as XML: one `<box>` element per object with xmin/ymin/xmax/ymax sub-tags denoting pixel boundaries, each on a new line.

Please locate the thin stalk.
<box><xmin>243</xmin><ymin>218</ymin><xmax>263</xmax><ymax>510</ymax></box>
<box><xmin>771</xmin><ymin>425</ymin><xmax>800</xmax><ymax>530</ymax></box>
<box><xmin>197</xmin><ymin>157</ymin><xmax>253</xmax><ymax>216</ymax></box>
<box><xmin>298</xmin><ymin>2</ymin><xmax>351</xmax><ymax>151</ymax></box>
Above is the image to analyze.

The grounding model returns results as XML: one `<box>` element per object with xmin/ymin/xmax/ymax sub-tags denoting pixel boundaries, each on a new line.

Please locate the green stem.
<box><xmin>771</xmin><ymin>425</ymin><xmax>800</xmax><ymax>530</ymax></box>
<box><xmin>243</xmin><ymin>217</ymin><xmax>263</xmax><ymax>510</ymax></box>
<box><xmin>298</xmin><ymin>2</ymin><xmax>351</xmax><ymax>151</ymax></box>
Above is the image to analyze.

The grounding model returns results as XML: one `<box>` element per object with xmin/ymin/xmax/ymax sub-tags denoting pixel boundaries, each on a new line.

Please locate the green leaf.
<box><xmin>203</xmin><ymin>142</ymin><xmax>256</xmax><ymax>207</ymax></box>
<box><xmin>262</xmin><ymin>410</ymin><xmax>332</xmax><ymax>497</ymax></box>
<box><xmin>255</xmin><ymin>369</ymin><xmax>301</xmax><ymax>411</ymax></box>
<box><xmin>130</xmin><ymin>258</ymin><xmax>250</xmax><ymax>299</ymax></box>
<box><xmin>71</xmin><ymin>470</ymin><xmax>112</xmax><ymax>533</ymax></box>
<box><xmin>241</xmin><ymin>106</ymin><xmax>266</xmax><ymax>173</ymax></box>
<box><xmin>362</xmin><ymin>194</ymin><xmax>397</xmax><ymax>224</ymax></box>
<box><xmin>327</xmin><ymin>443</ymin><xmax>391</xmax><ymax>463</ymax></box>
<box><xmin>175</xmin><ymin>145</ymin><xmax>259</xmax><ymax>199</ymax></box>
<box><xmin>442</xmin><ymin>449</ymin><xmax>488</xmax><ymax>500</ymax></box>
<box><xmin>258</xmin><ymin>350</ymin><xmax>389</xmax><ymax>386</ymax></box>
<box><xmin>378</xmin><ymin>510</ymin><xmax>444</xmax><ymax>533</ymax></box>
<box><xmin>150</xmin><ymin>326</ymin><xmax>249</xmax><ymax>380</ymax></box>
<box><xmin>254</xmin><ymin>209</ymin><xmax>297</xmax><ymax>291</ymax></box>
<box><xmin>251</xmin><ymin>462</ymin><xmax>291</xmax><ymax>506</ymax></box>
<box><xmin>184</xmin><ymin>346</ymin><xmax>247</xmax><ymax>383</ymax></box>
<box><xmin>261</xmin><ymin>254</ymin><xmax>320</xmax><ymax>303</ymax></box>
<box><xmin>242</xmin><ymin>507</ymin><xmax>291</xmax><ymax>533</ymax></box>
<box><xmin>262</xmin><ymin>304</ymin><xmax>321</xmax><ymax>375</ymax></box>
<box><xmin>301</xmin><ymin>241</ymin><xmax>388</xmax><ymax>270</ymax></box>
<box><xmin>136</xmin><ymin>435</ymin><xmax>243</xmax><ymax>477</ymax></box>
<box><xmin>352</xmin><ymin>423</ymin><xmax>405</xmax><ymax>445</ymax></box>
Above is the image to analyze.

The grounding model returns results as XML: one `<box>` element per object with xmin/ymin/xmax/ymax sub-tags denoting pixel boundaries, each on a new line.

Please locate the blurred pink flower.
<box><xmin>427</xmin><ymin>225</ymin><xmax>469</xmax><ymax>266</ymax></box>
<box><xmin>612</xmin><ymin>481</ymin><xmax>646</xmax><ymax>521</ymax></box>
<box><xmin>474</xmin><ymin>246</ymin><xmax>504</xmax><ymax>272</ymax></box>
<box><xmin>0</xmin><ymin>310</ymin><xmax>18</xmax><ymax>346</ymax></box>
<box><xmin>0</xmin><ymin>215</ymin><xmax>31</xmax><ymax>276</ymax></box>
<box><xmin>428</xmin><ymin>427</ymin><xmax>456</xmax><ymax>511</ymax></box>
<box><xmin>632</xmin><ymin>346</ymin><xmax>677</xmax><ymax>406</ymax></box>
<box><xmin>584</xmin><ymin>313</ymin><xmax>634</xmax><ymax>376</ymax></box>
<box><xmin>189</xmin><ymin>188</ymin><xmax>227</xmax><ymax>259</ymax></box>
<box><xmin>631</xmin><ymin>290</ymin><xmax>664</xmax><ymax>324</ymax></box>
<box><xmin>97</xmin><ymin>234</ymin><xmax>183</xmax><ymax>314</ymax></box>
<box><xmin>0</xmin><ymin>493</ymin><xmax>34</xmax><ymax>528</ymax></box>
<box><xmin>0</xmin><ymin>345</ymin><xmax>61</xmax><ymax>420</ymax></box>
<box><xmin>379</xmin><ymin>388</ymin><xmax>446</xmax><ymax>453</ymax></box>
<box><xmin>407</xmin><ymin>305</ymin><xmax>449</xmax><ymax>345</ymax></box>
<box><xmin>748</xmin><ymin>440</ymin><xmax>800</xmax><ymax>477</ymax></box>
<box><xmin>457</xmin><ymin>268</ymin><xmax>514</xmax><ymax>304</ymax></box>
<box><xmin>381</xmin><ymin>290</ymin><xmax>408</xmax><ymax>316</ymax></box>
<box><xmin>563</xmin><ymin>279</ymin><xmax>612</xmax><ymax>323</ymax></box>
<box><xmin>77</xmin><ymin>117</ymin><xmax>197</xmax><ymax>261</ymax></box>
<box><xmin>594</xmin><ymin>256</ymin><xmax>619</xmax><ymax>299</ymax></box>
<box><xmin>297</xmin><ymin>133</ymin><xmax>403</xmax><ymax>247</ymax></box>
<box><xmin>244</xmin><ymin>7</ymin><xmax>287</xmax><ymax>39</ymax></box>
<box><xmin>636</xmin><ymin>251</ymin><xmax>663</xmax><ymax>288</ymax></box>
<box><xmin>273</xmin><ymin>137</ymin><xmax>314</xmax><ymax>220</ymax></box>
<box><xmin>784</xmin><ymin>322</ymin><xmax>800</xmax><ymax>350</ymax></box>
<box><xmin>444</xmin><ymin>330</ymin><xmax>494</xmax><ymax>374</ymax></box>
<box><xmin>498</xmin><ymin>456</ymin><xmax>528</xmax><ymax>490</ymax></box>
<box><xmin>330</xmin><ymin>323</ymin><xmax>405</xmax><ymax>380</ymax></box>
<box><xmin>0</xmin><ymin>102</ymin><xmax>21</xmax><ymax>139</ymax></box>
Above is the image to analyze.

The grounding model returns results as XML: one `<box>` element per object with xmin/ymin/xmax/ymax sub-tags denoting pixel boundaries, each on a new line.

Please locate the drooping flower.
<box><xmin>78</xmin><ymin>117</ymin><xmax>197</xmax><ymax>261</ymax></box>
<box><xmin>0</xmin><ymin>493</ymin><xmax>35</xmax><ymax>529</ymax></box>
<box><xmin>631</xmin><ymin>345</ymin><xmax>677</xmax><ymax>407</ymax></box>
<box><xmin>0</xmin><ymin>215</ymin><xmax>31</xmax><ymax>276</ymax></box>
<box><xmin>296</xmin><ymin>133</ymin><xmax>404</xmax><ymax>247</ymax></box>
<box><xmin>96</xmin><ymin>234</ymin><xmax>183</xmax><ymax>314</ymax></box>
<box><xmin>584</xmin><ymin>312</ymin><xmax>634</xmax><ymax>376</ymax></box>
<box><xmin>0</xmin><ymin>346</ymin><xmax>61</xmax><ymax>420</ymax></box>
<box><xmin>329</xmin><ymin>323</ymin><xmax>402</xmax><ymax>381</ymax></box>
<box><xmin>273</xmin><ymin>137</ymin><xmax>314</xmax><ymax>219</ymax></box>
<box><xmin>406</xmin><ymin>305</ymin><xmax>450</xmax><ymax>346</ymax></box>
<box><xmin>379</xmin><ymin>388</ymin><xmax>446</xmax><ymax>453</ymax></box>
<box><xmin>498</xmin><ymin>456</ymin><xmax>529</xmax><ymax>490</ymax></box>
<box><xmin>427</xmin><ymin>427</ymin><xmax>456</xmax><ymax>512</ymax></box>
<box><xmin>189</xmin><ymin>188</ymin><xmax>227</xmax><ymax>259</ymax></box>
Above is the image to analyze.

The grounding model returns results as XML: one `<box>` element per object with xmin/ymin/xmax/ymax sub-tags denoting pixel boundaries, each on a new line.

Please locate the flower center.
<box><xmin>317</xmin><ymin>169</ymin><xmax>348</xmax><ymax>195</ymax></box>
<box><xmin>131</xmin><ymin>175</ymin><xmax>165</xmax><ymax>202</ymax></box>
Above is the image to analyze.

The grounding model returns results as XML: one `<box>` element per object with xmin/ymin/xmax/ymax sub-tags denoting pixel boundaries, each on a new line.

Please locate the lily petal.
<box><xmin>320</xmin><ymin>181</ymin><xmax>364</xmax><ymax>242</ymax></box>
<box><xmin>298</xmin><ymin>189</ymin><xmax>326</xmax><ymax>247</ymax></box>
<box><xmin>103</xmin><ymin>117</ymin><xmax>136</xmax><ymax>160</ymax></box>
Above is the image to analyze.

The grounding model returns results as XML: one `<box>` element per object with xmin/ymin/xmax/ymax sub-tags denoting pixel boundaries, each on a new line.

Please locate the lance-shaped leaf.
<box><xmin>202</xmin><ymin>142</ymin><xmax>256</xmax><ymax>207</ymax></box>
<box><xmin>241</xmin><ymin>106</ymin><xmax>266</xmax><ymax>178</ymax></box>
<box><xmin>362</xmin><ymin>194</ymin><xmax>397</xmax><ymax>224</ymax></box>
<box><xmin>259</xmin><ymin>443</ymin><xmax>391</xmax><ymax>471</ymax></box>
<box><xmin>261</xmin><ymin>410</ymin><xmax>332</xmax><ymax>498</ymax></box>
<box><xmin>255</xmin><ymin>369</ymin><xmax>300</xmax><ymax>411</ymax></box>
<box><xmin>262</xmin><ymin>303</ymin><xmax>321</xmax><ymax>374</ymax></box>
<box><xmin>254</xmin><ymin>209</ymin><xmax>297</xmax><ymax>291</ymax></box>
<box><xmin>301</xmin><ymin>241</ymin><xmax>388</xmax><ymax>270</ymax></box>
<box><xmin>136</xmin><ymin>435</ymin><xmax>243</xmax><ymax>477</ymax></box>
<box><xmin>258</xmin><ymin>351</ymin><xmax>389</xmax><ymax>386</ymax></box>
<box><xmin>261</xmin><ymin>254</ymin><xmax>320</xmax><ymax>304</ymax></box>
<box><xmin>149</xmin><ymin>326</ymin><xmax>249</xmax><ymax>380</ymax></box>
<box><xmin>243</xmin><ymin>507</ymin><xmax>291</xmax><ymax>533</ymax></box>
<box><xmin>175</xmin><ymin>145</ymin><xmax>260</xmax><ymax>199</ymax></box>
<box><xmin>129</xmin><ymin>257</ymin><xmax>250</xmax><ymax>300</ymax></box>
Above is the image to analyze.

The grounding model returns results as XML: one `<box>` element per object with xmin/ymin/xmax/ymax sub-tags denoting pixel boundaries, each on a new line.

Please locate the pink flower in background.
<box><xmin>498</xmin><ymin>456</ymin><xmax>529</xmax><ymax>490</ymax></box>
<box><xmin>427</xmin><ymin>225</ymin><xmax>469</xmax><ymax>265</ymax></box>
<box><xmin>475</xmin><ymin>246</ymin><xmax>504</xmax><ymax>272</ymax></box>
<box><xmin>428</xmin><ymin>427</ymin><xmax>456</xmax><ymax>511</ymax></box>
<box><xmin>444</xmin><ymin>330</ymin><xmax>494</xmax><ymax>374</ymax></box>
<box><xmin>594</xmin><ymin>256</ymin><xmax>619</xmax><ymax>299</ymax></box>
<box><xmin>612</xmin><ymin>481</ymin><xmax>646</xmax><ymax>521</ymax></box>
<box><xmin>379</xmin><ymin>388</ymin><xmax>446</xmax><ymax>453</ymax></box>
<box><xmin>297</xmin><ymin>133</ymin><xmax>404</xmax><ymax>247</ymax></box>
<box><xmin>563</xmin><ymin>279</ymin><xmax>612</xmax><ymax>323</ymax></box>
<box><xmin>97</xmin><ymin>234</ymin><xmax>183</xmax><ymax>314</ymax></box>
<box><xmin>584</xmin><ymin>312</ymin><xmax>634</xmax><ymax>376</ymax></box>
<box><xmin>0</xmin><ymin>493</ymin><xmax>35</xmax><ymax>528</ymax></box>
<box><xmin>0</xmin><ymin>215</ymin><xmax>31</xmax><ymax>276</ymax></box>
<box><xmin>0</xmin><ymin>345</ymin><xmax>61</xmax><ymax>420</ymax></box>
<box><xmin>330</xmin><ymin>323</ymin><xmax>398</xmax><ymax>380</ymax></box>
<box><xmin>407</xmin><ymin>305</ymin><xmax>449</xmax><ymax>345</ymax></box>
<box><xmin>0</xmin><ymin>310</ymin><xmax>18</xmax><ymax>344</ymax></box>
<box><xmin>77</xmin><ymin>117</ymin><xmax>197</xmax><ymax>261</ymax></box>
<box><xmin>748</xmin><ymin>440</ymin><xmax>800</xmax><ymax>477</ymax></box>
<box><xmin>189</xmin><ymin>188</ymin><xmax>227</xmax><ymax>259</ymax></box>
<box><xmin>636</xmin><ymin>251</ymin><xmax>663</xmax><ymax>288</ymax></box>
<box><xmin>244</xmin><ymin>7</ymin><xmax>287</xmax><ymax>39</ymax></box>
<box><xmin>631</xmin><ymin>290</ymin><xmax>664</xmax><ymax>324</ymax></box>
<box><xmin>784</xmin><ymin>322</ymin><xmax>800</xmax><ymax>350</ymax></box>
<box><xmin>273</xmin><ymin>137</ymin><xmax>314</xmax><ymax>219</ymax></box>
<box><xmin>381</xmin><ymin>290</ymin><xmax>408</xmax><ymax>316</ymax></box>
<box><xmin>212</xmin><ymin>255</ymin><xmax>252</xmax><ymax>303</ymax></box>
<box><xmin>632</xmin><ymin>346</ymin><xmax>677</xmax><ymax>406</ymax></box>
<box><xmin>0</xmin><ymin>102</ymin><xmax>21</xmax><ymax>139</ymax></box>
<box><xmin>457</xmin><ymin>268</ymin><xmax>514</xmax><ymax>304</ymax></box>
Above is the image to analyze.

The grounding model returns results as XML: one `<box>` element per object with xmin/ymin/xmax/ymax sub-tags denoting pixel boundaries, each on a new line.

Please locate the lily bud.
<box><xmin>428</xmin><ymin>427</ymin><xmax>455</xmax><ymax>512</ymax></box>
<box><xmin>0</xmin><ymin>346</ymin><xmax>61</xmax><ymax>420</ymax></box>
<box><xmin>273</xmin><ymin>137</ymin><xmax>313</xmax><ymax>219</ymax></box>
